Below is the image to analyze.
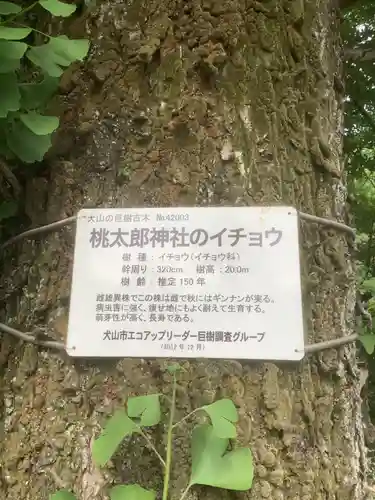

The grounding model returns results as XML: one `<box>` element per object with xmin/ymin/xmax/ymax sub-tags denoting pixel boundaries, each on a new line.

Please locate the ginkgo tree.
<box><xmin>0</xmin><ymin>0</ymin><xmax>89</xmax><ymax>163</ymax></box>
<box><xmin>50</xmin><ymin>365</ymin><xmax>254</xmax><ymax>500</ymax></box>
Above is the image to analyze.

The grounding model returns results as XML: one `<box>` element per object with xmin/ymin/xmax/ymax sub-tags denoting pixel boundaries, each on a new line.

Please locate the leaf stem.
<box><xmin>137</xmin><ymin>427</ymin><xmax>166</xmax><ymax>468</ymax></box>
<box><xmin>172</xmin><ymin>408</ymin><xmax>200</xmax><ymax>429</ymax></box>
<box><xmin>161</xmin><ymin>395</ymin><xmax>173</xmax><ymax>405</ymax></box>
<box><xmin>9</xmin><ymin>21</ymin><xmax>51</xmax><ymax>38</ymax></box>
<box><xmin>162</xmin><ymin>373</ymin><xmax>177</xmax><ymax>500</ymax></box>
<box><xmin>179</xmin><ymin>484</ymin><xmax>192</xmax><ymax>500</ymax></box>
<box><xmin>0</xmin><ymin>1</ymin><xmax>39</xmax><ymax>25</ymax></box>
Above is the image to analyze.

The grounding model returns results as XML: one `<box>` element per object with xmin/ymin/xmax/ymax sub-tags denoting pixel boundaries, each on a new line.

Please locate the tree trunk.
<box><xmin>0</xmin><ymin>0</ymin><xmax>369</xmax><ymax>499</ymax></box>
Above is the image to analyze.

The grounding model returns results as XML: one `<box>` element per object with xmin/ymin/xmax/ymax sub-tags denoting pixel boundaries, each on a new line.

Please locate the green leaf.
<box><xmin>26</xmin><ymin>36</ymin><xmax>89</xmax><ymax>77</ymax></box>
<box><xmin>0</xmin><ymin>200</ymin><xmax>17</xmax><ymax>221</ymax></box>
<box><xmin>0</xmin><ymin>41</ymin><xmax>28</xmax><ymax>59</ymax></box>
<box><xmin>0</xmin><ymin>58</ymin><xmax>20</xmax><ymax>73</ymax></box>
<box><xmin>49</xmin><ymin>491</ymin><xmax>77</xmax><ymax>500</ymax></box>
<box><xmin>0</xmin><ymin>26</ymin><xmax>32</xmax><ymax>40</ymax></box>
<box><xmin>362</xmin><ymin>278</ymin><xmax>375</xmax><ymax>294</ymax></box>
<box><xmin>109</xmin><ymin>485</ymin><xmax>156</xmax><ymax>500</ymax></box>
<box><xmin>0</xmin><ymin>1</ymin><xmax>21</xmax><ymax>14</ymax></box>
<box><xmin>19</xmin><ymin>76</ymin><xmax>60</xmax><ymax>109</ymax></box>
<box><xmin>202</xmin><ymin>399</ymin><xmax>238</xmax><ymax>439</ymax></box>
<box><xmin>0</xmin><ymin>72</ymin><xmax>20</xmax><ymax>118</ymax></box>
<box><xmin>49</xmin><ymin>35</ymin><xmax>89</xmax><ymax>61</ymax></box>
<box><xmin>190</xmin><ymin>424</ymin><xmax>253</xmax><ymax>491</ymax></box>
<box><xmin>359</xmin><ymin>334</ymin><xmax>375</xmax><ymax>355</ymax></box>
<box><xmin>20</xmin><ymin>111</ymin><xmax>59</xmax><ymax>135</ymax></box>
<box><xmin>39</xmin><ymin>0</ymin><xmax>77</xmax><ymax>16</ymax></box>
<box><xmin>26</xmin><ymin>45</ymin><xmax>64</xmax><ymax>77</ymax></box>
<box><xmin>0</xmin><ymin>41</ymin><xmax>27</xmax><ymax>72</ymax></box>
<box><xmin>127</xmin><ymin>394</ymin><xmax>161</xmax><ymax>426</ymax></box>
<box><xmin>166</xmin><ymin>363</ymin><xmax>184</xmax><ymax>374</ymax></box>
<box><xmin>91</xmin><ymin>409</ymin><xmax>137</xmax><ymax>466</ymax></box>
<box><xmin>6</xmin><ymin>120</ymin><xmax>52</xmax><ymax>162</ymax></box>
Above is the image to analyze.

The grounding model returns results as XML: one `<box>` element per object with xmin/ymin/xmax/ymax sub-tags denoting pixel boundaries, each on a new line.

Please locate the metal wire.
<box><xmin>0</xmin><ymin>208</ymin><xmax>360</xmax><ymax>355</ymax></box>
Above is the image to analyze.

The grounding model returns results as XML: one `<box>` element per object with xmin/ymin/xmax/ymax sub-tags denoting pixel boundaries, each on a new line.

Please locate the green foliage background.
<box><xmin>344</xmin><ymin>0</ymin><xmax>375</xmax><ymax>288</ymax></box>
<box><xmin>341</xmin><ymin>0</ymin><xmax>375</xmax><ymax>429</ymax></box>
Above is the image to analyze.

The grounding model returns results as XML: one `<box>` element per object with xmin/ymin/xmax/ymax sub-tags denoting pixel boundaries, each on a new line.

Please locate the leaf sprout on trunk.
<box><xmin>50</xmin><ymin>363</ymin><xmax>254</xmax><ymax>500</ymax></box>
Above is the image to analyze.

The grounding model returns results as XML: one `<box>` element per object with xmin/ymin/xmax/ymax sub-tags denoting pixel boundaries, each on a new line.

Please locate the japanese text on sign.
<box><xmin>89</xmin><ymin>226</ymin><xmax>282</xmax><ymax>248</ymax></box>
<box><xmin>66</xmin><ymin>206</ymin><xmax>305</xmax><ymax>360</ymax></box>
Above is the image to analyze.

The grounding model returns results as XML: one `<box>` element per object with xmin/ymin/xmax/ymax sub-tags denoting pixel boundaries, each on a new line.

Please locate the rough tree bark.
<box><xmin>0</xmin><ymin>0</ymin><xmax>370</xmax><ymax>499</ymax></box>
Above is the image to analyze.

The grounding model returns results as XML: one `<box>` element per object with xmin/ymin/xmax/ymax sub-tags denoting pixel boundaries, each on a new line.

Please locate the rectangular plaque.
<box><xmin>66</xmin><ymin>206</ymin><xmax>305</xmax><ymax>360</ymax></box>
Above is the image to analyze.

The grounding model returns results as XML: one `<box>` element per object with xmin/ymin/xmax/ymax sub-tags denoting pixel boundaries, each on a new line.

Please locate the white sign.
<box><xmin>66</xmin><ymin>206</ymin><xmax>305</xmax><ymax>360</ymax></box>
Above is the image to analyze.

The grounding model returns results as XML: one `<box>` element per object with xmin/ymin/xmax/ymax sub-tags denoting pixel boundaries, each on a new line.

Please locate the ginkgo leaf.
<box><xmin>26</xmin><ymin>36</ymin><xmax>89</xmax><ymax>77</ymax></box>
<box><xmin>0</xmin><ymin>40</ymin><xmax>27</xmax><ymax>59</ymax></box>
<box><xmin>127</xmin><ymin>394</ymin><xmax>161</xmax><ymax>426</ymax></box>
<box><xmin>20</xmin><ymin>111</ymin><xmax>59</xmax><ymax>135</ymax></box>
<box><xmin>26</xmin><ymin>45</ymin><xmax>65</xmax><ymax>77</ymax></box>
<box><xmin>91</xmin><ymin>410</ymin><xmax>137</xmax><ymax>466</ymax></box>
<box><xmin>202</xmin><ymin>399</ymin><xmax>238</xmax><ymax>438</ymax></box>
<box><xmin>0</xmin><ymin>41</ymin><xmax>26</xmax><ymax>72</ymax></box>
<box><xmin>0</xmin><ymin>26</ymin><xmax>32</xmax><ymax>40</ymax></box>
<box><xmin>359</xmin><ymin>334</ymin><xmax>375</xmax><ymax>355</ymax></box>
<box><xmin>0</xmin><ymin>58</ymin><xmax>20</xmax><ymax>73</ymax></box>
<box><xmin>39</xmin><ymin>0</ymin><xmax>77</xmax><ymax>16</ymax></box>
<box><xmin>109</xmin><ymin>484</ymin><xmax>156</xmax><ymax>500</ymax></box>
<box><xmin>0</xmin><ymin>1</ymin><xmax>21</xmax><ymax>14</ymax></box>
<box><xmin>0</xmin><ymin>72</ymin><xmax>20</xmax><ymax>118</ymax></box>
<box><xmin>6</xmin><ymin>120</ymin><xmax>52</xmax><ymax>162</ymax></box>
<box><xmin>189</xmin><ymin>424</ymin><xmax>253</xmax><ymax>491</ymax></box>
<box><xmin>49</xmin><ymin>35</ymin><xmax>90</xmax><ymax>62</ymax></box>
<box><xmin>19</xmin><ymin>76</ymin><xmax>60</xmax><ymax>109</ymax></box>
